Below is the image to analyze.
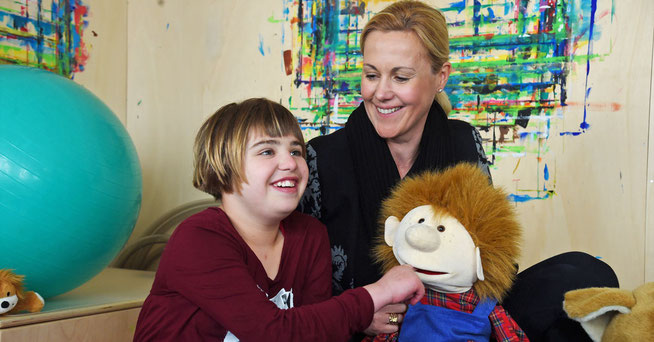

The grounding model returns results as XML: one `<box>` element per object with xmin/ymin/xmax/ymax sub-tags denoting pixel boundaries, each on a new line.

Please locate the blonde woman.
<box><xmin>300</xmin><ymin>1</ymin><xmax>618</xmax><ymax>341</ymax></box>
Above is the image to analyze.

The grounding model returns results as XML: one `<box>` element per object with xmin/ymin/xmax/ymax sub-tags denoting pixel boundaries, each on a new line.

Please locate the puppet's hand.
<box><xmin>363</xmin><ymin>303</ymin><xmax>407</xmax><ymax>335</ymax></box>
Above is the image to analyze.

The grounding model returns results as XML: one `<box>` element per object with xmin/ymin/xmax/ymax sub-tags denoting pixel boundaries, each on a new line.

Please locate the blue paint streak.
<box><xmin>0</xmin><ymin>11</ymin><xmax>55</xmax><ymax>35</ymax></box>
<box><xmin>449</xmin><ymin>0</ymin><xmax>466</xmax><ymax>14</ymax></box>
<box><xmin>544</xmin><ymin>164</ymin><xmax>549</xmax><ymax>181</ymax></box>
<box><xmin>485</xmin><ymin>7</ymin><xmax>495</xmax><ymax>22</ymax></box>
<box><xmin>558</xmin><ymin>0</ymin><xmax>597</xmax><ymax>137</ymax></box>
<box><xmin>581</xmin><ymin>0</ymin><xmax>597</xmax><ymax>131</ymax></box>
<box><xmin>281</xmin><ymin>23</ymin><xmax>285</xmax><ymax>45</ymax></box>
<box><xmin>508</xmin><ymin>192</ymin><xmax>552</xmax><ymax>202</ymax></box>
<box><xmin>503</xmin><ymin>1</ymin><xmax>511</xmax><ymax>16</ymax></box>
<box><xmin>258</xmin><ymin>34</ymin><xmax>265</xmax><ymax>56</ymax></box>
<box><xmin>472</xmin><ymin>0</ymin><xmax>482</xmax><ymax>36</ymax></box>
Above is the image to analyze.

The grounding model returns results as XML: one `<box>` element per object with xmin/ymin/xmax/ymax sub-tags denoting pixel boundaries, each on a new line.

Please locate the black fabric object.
<box><xmin>502</xmin><ymin>251</ymin><xmax>619</xmax><ymax>342</ymax></box>
<box><xmin>344</xmin><ymin>101</ymin><xmax>455</xmax><ymax>253</ymax></box>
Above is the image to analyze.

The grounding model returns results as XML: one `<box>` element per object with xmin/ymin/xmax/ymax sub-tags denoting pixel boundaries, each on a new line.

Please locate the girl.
<box><xmin>133</xmin><ymin>98</ymin><xmax>424</xmax><ymax>342</ymax></box>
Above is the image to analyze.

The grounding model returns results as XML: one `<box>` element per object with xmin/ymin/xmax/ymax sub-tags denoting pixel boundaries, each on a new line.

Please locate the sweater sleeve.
<box><xmin>165</xmin><ymin>221</ymin><xmax>373</xmax><ymax>342</ymax></box>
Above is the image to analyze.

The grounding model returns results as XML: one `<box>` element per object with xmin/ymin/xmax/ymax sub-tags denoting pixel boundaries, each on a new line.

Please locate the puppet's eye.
<box><xmin>418</xmin><ymin>218</ymin><xmax>425</xmax><ymax>223</ymax></box>
<box><xmin>6</xmin><ymin>292</ymin><xmax>9</xmax><ymax>296</ymax></box>
<box><xmin>437</xmin><ymin>225</ymin><xmax>445</xmax><ymax>232</ymax></box>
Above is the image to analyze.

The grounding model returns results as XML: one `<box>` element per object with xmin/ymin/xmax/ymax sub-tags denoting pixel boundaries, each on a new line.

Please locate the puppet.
<box><xmin>0</xmin><ymin>269</ymin><xmax>44</xmax><ymax>315</ymax></box>
<box><xmin>563</xmin><ymin>282</ymin><xmax>654</xmax><ymax>342</ymax></box>
<box><xmin>369</xmin><ymin>163</ymin><xmax>527</xmax><ymax>341</ymax></box>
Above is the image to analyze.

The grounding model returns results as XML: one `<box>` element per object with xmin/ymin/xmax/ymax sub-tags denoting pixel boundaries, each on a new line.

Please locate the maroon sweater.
<box><xmin>134</xmin><ymin>207</ymin><xmax>373</xmax><ymax>342</ymax></box>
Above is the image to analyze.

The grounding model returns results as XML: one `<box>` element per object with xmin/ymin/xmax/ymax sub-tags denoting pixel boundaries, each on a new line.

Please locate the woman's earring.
<box><xmin>437</xmin><ymin>89</ymin><xmax>444</xmax><ymax>93</ymax></box>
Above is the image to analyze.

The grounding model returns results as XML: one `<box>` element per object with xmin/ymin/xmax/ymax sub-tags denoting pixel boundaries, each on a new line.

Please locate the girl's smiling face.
<box><xmin>229</xmin><ymin>132</ymin><xmax>308</xmax><ymax>223</ymax></box>
<box><xmin>361</xmin><ymin>30</ymin><xmax>449</xmax><ymax>143</ymax></box>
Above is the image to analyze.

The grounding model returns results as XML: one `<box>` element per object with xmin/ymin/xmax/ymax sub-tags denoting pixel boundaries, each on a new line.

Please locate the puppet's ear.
<box><xmin>563</xmin><ymin>287</ymin><xmax>634</xmax><ymax>342</ymax></box>
<box><xmin>384</xmin><ymin>216</ymin><xmax>400</xmax><ymax>246</ymax></box>
<box><xmin>475</xmin><ymin>247</ymin><xmax>484</xmax><ymax>281</ymax></box>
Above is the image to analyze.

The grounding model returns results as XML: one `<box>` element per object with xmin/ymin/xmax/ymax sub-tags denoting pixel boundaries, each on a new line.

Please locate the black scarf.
<box><xmin>344</xmin><ymin>101</ymin><xmax>456</xmax><ymax>247</ymax></box>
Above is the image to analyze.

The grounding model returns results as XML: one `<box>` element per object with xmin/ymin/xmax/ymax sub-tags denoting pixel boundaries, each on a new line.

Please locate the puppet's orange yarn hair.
<box><xmin>373</xmin><ymin>163</ymin><xmax>521</xmax><ymax>301</ymax></box>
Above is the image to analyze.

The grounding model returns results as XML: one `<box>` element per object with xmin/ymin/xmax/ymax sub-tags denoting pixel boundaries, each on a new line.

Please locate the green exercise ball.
<box><xmin>0</xmin><ymin>65</ymin><xmax>142</xmax><ymax>299</ymax></box>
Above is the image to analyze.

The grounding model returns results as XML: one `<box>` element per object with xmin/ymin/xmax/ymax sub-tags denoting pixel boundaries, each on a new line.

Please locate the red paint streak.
<box><xmin>283</xmin><ymin>50</ymin><xmax>293</xmax><ymax>76</ymax></box>
<box><xmin>323</xmin><ymin>50</ymin><xmax>335</xmax><ymax>66</ymax></box>
<box><xmin>72</xmin><ymin>4</ymin><xmax>90</xmax><ymax>72</ymax></box>
<box><xmin>457</xmin><ymin>33</ymin><xmax>496</xmax><ymax>40</ymax></box>
<box><xmin>566</xmin><ymin>101</ymin><xmax>622</xmax><ymax>111</ymax></box>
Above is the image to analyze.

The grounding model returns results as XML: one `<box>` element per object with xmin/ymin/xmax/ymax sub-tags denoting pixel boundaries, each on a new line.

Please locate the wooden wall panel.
<box><xmin>74</xmin><ymin>0</ymin><xmax>128</xmax><ymax>123</ymax></box>
<box><xmin>647</xmin><ymin>33</ymin><xmax>654</xmax><ymax>283</ymax></box>
<box><xmin>126</xmin><ymin>1</ymin><xmax>284</xmax><ymax>246</ymax></box>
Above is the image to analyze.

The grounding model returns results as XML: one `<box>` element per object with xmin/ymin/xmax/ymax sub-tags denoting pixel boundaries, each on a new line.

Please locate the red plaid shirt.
<box><xmin>363</xmin><ymin>288</ymin><xmax>528</xmax><ymax>342</ymax></box>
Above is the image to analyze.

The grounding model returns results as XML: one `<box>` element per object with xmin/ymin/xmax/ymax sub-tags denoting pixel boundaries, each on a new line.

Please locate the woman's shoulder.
<box><xmin>446</xmin><ymin>119</ymin><xmax>483</xmax><ymax>145</ymax></box>
<box><xmin>307</xmin><ymin>127</ymin><xmax>348</xmax><ymax>151</ymax></box>
<box><xmin>447</xmin><ymin>118</ymin><xmax>475</xmax><ymax>132</ymax></box>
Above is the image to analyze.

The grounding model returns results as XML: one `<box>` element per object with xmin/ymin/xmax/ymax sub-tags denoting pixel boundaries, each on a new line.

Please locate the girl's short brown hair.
<box><xmin>192</xmin><ymin>98</ymin><xmax>305</xmax><ymax>200</ymax></box>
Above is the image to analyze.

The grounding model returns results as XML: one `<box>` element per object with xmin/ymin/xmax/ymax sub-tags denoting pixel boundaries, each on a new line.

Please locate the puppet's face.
<box><xmin>384</xmin><ymin>205</ymin><xmax>484</xmax><ymax>293</ymax></box>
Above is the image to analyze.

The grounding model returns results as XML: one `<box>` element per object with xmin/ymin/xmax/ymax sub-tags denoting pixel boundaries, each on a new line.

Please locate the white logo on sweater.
<box><xmin>224</xmin><ymin>288</ymin><xmax>294</xmax><ymax>341</ymax></box>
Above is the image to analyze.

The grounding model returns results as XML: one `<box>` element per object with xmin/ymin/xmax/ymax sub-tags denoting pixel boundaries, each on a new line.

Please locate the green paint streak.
<box><xmin>0</xmin><ymin>44</ymin><xmax>57</xmax><ymax>68</ymax></box>
<box><xmin>450</xmin><ymin>53</ymin><xmax>604</xmax><ymax>69</ymax></box>
<box><xmin>495</xmin><ymin>145</ymin><xmax>525</xmax><ymax>153</ymax></box>
<box><xmin>267</xmin><ymin>14</ymin><xmax>284</xmax><ymax>23</ymax></box>
<box><xmin>0</xmin><ymin>6</ymin><xmax>21</xmax><ymax>13</ymax></box>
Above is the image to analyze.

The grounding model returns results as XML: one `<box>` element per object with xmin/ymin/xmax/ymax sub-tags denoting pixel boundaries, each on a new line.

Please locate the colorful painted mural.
<box><xmin>0</xmin><ymin>0</ymin><xmax>89</xmax><ymax>77</ymax></box>
<box><xmin>279</xmin><ymin>0</ymin><xmax>614</xmax><ymax>201</ymax></box>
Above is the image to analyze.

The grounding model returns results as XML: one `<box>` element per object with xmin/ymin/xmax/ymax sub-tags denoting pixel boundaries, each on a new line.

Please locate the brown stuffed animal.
<box><xmin>0</xmin><ymin>269</ymin><xmax>45</xmax><ymax>315</ymax></box>
<box><xmin>563</xmin><ymin>282</ymin><xmax>654</xmax><ymax>342</ymax></box>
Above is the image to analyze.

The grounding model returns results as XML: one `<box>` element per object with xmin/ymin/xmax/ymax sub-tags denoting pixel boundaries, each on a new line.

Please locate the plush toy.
<box><xmin>0</xmin><ymin>269</ymin><xmax>45</xmax><ymax>315</ymax></box>
<box><xmin>369</xmin><ymin>163</ymin><xmax>527</xmax><ymax>341</ymax></box>
<box><xmin>563</xmin><ymin>282</ymin><xmax>654</xmax><ymax>342</ymax></box>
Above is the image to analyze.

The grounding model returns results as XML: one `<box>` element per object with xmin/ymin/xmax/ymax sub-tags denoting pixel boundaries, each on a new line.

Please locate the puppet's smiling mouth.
<box><xmin>414</xmin><ymin>268</ymin><xmax>447</xmax><ymax>276</ymax></box>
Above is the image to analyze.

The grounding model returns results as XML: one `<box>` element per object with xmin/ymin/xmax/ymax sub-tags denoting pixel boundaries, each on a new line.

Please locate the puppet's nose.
<box><xmin>406</xmin><ymin>224</ymin><xmax>440</xmax><ymax>252</ymax></box>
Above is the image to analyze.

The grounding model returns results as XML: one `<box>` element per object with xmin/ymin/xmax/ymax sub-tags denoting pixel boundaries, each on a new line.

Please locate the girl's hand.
<box><xmin>363</xmin><ymin>265</ymin><xmax>424</xmax><ymax>311</ymax></box>
<box><xmin>363</xmin><ymin>303</ymin><xmax>407</xmax><ymax>335</ymax></box>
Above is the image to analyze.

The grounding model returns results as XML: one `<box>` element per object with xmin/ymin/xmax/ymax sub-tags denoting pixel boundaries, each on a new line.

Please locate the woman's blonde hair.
<box><xmin>361</xmin><ymin>0</ymin><xmax>452</xmax><ymax>113</ymax></box>
<box><xmin>192</xmin><ymin>98</ymin><xmax>305</xmax><ymax>200</ymax></box>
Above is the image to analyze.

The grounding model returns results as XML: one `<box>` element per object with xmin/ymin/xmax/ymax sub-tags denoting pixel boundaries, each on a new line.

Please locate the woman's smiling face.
<box><xmin>361</xmin><ymin>30</ymin><xmax>447</xmax><ymax>143</ymax></box>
